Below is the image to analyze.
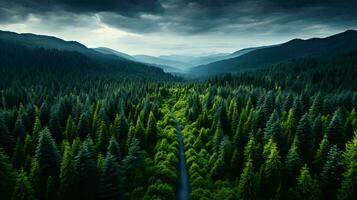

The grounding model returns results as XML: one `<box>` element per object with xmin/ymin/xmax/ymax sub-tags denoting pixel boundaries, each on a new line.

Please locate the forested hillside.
<box><xmin>191</xmin><ymin>30</ymin><xmax>357</xmax><ymax>76</ymax></box>
<box><xmin>0</xmin><ymin>44</ymin><xmax>356</xmax><ymax>200</ymax></box>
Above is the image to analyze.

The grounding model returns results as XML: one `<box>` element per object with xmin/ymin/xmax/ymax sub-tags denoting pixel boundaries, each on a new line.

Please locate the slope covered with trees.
<box><xmin>0</xmin><ymin>39</ymin><xmax>357</xmax><ymax>200</ymax></box>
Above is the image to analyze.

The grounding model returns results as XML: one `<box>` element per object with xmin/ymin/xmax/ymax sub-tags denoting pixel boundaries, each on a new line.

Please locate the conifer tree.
<box><xmin>76</xmin><ymin>142</ymin><xmax>98</xmax><ymax>200</ymax></box>
<box><xmin>96</xmin><ymin>120</ymin><xmax>109</xmax><ymax>155</ymax></box>
<box><xmin>327</xmin><ymin>109</ymin><xmax>345</xmax><ymax>148</ymax></box>
<box><xmin>35</xmin><ymin>128</ymin><xmax>61</xmax><ymax>181</ymax></box>
<box><xmin>261</xmin><ymin>141</ymin><xmax>282</xmax><ymax>199</ymax></box>
<box><xmin>59</xmin><ymin>144</ymin><xmax>79</xmax><ymax>200</ymax></box>
<box><xmin>99</xmin><ymin>153</ymin><xmax>122</xmax><ymax>200</ymax></box>
<box><xmin>285</xmin><ymin>141</ymin><xmax>302</xmax><ymax>187</ymax></box>
<box><xmin>338</xmin><ymin>131</ymin><xmax>357</xmax><ymax>200</ymax></box>
<box><xmin>146</xmin><ymin>111</ymin><xmax>157</xmax><ymax>152</ymax></box>
<box><xmin>261</xmin><ymin>143</ymin><xmax>282</xmax><ymax>198</ymax></box>
<box><xmin>12</xmin><ymin>170</ymin><xmax>36</xmax><ymax>200</ymax></box>
<box><xmin>292</xmin><ymin>165</ymin><xmax>320</xmax><ymax>200</ymax></box>
<box><xmin>320</xmin><ymin>145</ymin><xmax>344</xmax><ymax>200</ymax></box>
<box><xmin>12</xmin><ymin>138</ymin><xmax>25</xmax><ymax>169</ymax></box>
<box><xmin>238</xmin><ymin>159</ymin><xmax>257</xmax><ymax>200</ymax></box>
<box><xmin>296</xmin><ymin>113</ymin><xmax>314</xmax><ymax>163</ymax></box>
<box><xmin>121</xmin><ymin>138</ymin><xmax>145</xmax><ymax>193</ymax></box>
<box><xmin>14</xmin><ymin>118</ymin><xmax>26</xmax><ymax>141</ymax></box>
<box><xmin>0</xmin><ymin>150</ymin><xmax>16</xmax><ymax>199</ymax></box>
<box><xmin>107</xmin><ymin>136</ymin><xmax>121</xmax><ymax>163</ymax></box>
<box><xmin>313</xmin><ymin>135</ymin><xmax>330</xmax><ymax>173</ymax></box>
<box><xmin>0</xmin><ymin>112</ymin><xmax>14</xmax><ymax>155</ymax></box>
<box><xmin>77</xmin><ymin>113</ymin><xmax>91</xmax><ymax>140</ymax></box>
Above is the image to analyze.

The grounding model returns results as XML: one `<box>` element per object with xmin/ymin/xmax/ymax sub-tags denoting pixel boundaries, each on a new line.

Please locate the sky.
<box><xmin>0</xmin><ymin>0</ymin><xmax>357</xmax><ymax>56</ymax></box>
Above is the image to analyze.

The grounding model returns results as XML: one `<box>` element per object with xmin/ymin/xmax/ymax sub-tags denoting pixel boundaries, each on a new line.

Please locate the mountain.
<box><xmin>134</xmin><ymin>55</ymin><xmax>189</xmax><ymax>70</ymax></box>
<box><xmin>0</xmin><ymin>30</ymin><xmax>176</xmax><ymax>80</ymax></box>
<box><xmin>190</xmin><ymin>30</ymin><xmax>357</xmax><ymax>76</ymax></box>
<box><xmin>93</xmin><ymin>47</ymin><xmax>136</xmax><ymax>61</ymax></box>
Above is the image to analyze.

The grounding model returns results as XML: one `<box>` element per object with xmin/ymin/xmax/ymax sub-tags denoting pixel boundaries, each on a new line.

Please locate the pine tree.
<box><xmin>14</xmin><ymin>117</ymin><xmax>26</xmax><ymax>141</ymax></box>
<box><xmin>338</xmin><ymin>131</ymin><xmax>357</xmax><ymax>200</ymax></box>
<box><xmin>296</xmin><ymin>113</ymin><xmax>314</xmax><ymax>163</ymax></box>
<box><xmin>238</xmin><ymin>159</ymin><xmax>257</xmax><ymax>200</ymax></box>
<box><xmin>59</xmin><ymin>144</ymin><xmax>79</xmax><ymax>200</ymax></box>
<box><xmin>320</xmin><ymin>145</ymin><xmax>344</xmax><ymax>200</ymax></box>
<box><xmin>64</xmin><ymin>115</ymin><xmax>75</xmax><ymax>143</ymax></box>
<box><xmin>12</xmin><ymin>138</ymin><xmax>25</xmax><ymax>169</ymax></box>
<box><xmin>77</xmin><ymin>112</ymin><xmax>91</xmax><ymax>141</ymax></box>
<box><xmin>285</xmin><ymin>141</ymin><xmax>302</xmax><ymax>187</ymax></box>
<box><xmin>146</xmin><ymin>111</ymin><xmax>157</xmax><ymax>152</ymax></box>
<box><xmin>99</xmin><ymin>153</ymin><xmax>122</xmax><ymax>200</ymax></box>
<box><xmin>11</xmin><ymin>170</ymin><xmax>36</xmax><ymax>200</ymax></box>
<box><xmin>0</xmin><ymin>150</ymin><xmax>16</xmax><ymax>199</ymax></box>
<box><xmin>327</xmin><ymin>109</ymin><xmax>345</xmax><ymax>148</ymax></box>
<box><xmin>121</xmin><ymin>138</ymin><xmax>145</xmax><ymax>193</ymax></box>
<box><xmin>313</xmin><ymin>135</ymin><xmax>330</xmax><ymax>173</ymax></box>
<box><xmin>76</xmin><ymin>142</ymin><xmax>98</xmax><ymax>200</ymax></box>
<box><xmin>292</xmin><ymin>165</ymin><xmax>320</xmax><ymax>200</ymax></box>
<box><xmin>96</xmin><ymin>120</ymin><xmax>108</xmax><ymax>155</ymax></box>
<box><xmin>0</xmin><ymin>112</ymin><xmax>14</xmax><ymax>155</ymax></box>
<box><xmin>35</xmin><ymin>128</ymin><xmax>61</xmax><ymax>181</ymax></box>
<box><xmin>46</xmin><ymin>176</ymin><xmax>58</xmax><ymax>200</ymax></box>
<box><xmin>107</xmin><ymin>136</ymin><xmax>121</xmax><ymax>163</ymax></box>
<box><xmin>312</xmin><ymin>115</ymin><xmax>323</xmax><ymax>150</ymax></box>
<box><xmin>261</xmin><ymin>141</ymin><xmax>282</xmax><ymax>199</ymax></box>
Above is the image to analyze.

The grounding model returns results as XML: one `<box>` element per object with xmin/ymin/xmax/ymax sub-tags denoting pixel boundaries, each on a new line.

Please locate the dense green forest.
<box><xmin>1</xmin><ymin>49</ymin><xmax>357</xmax><ymax>200</ymax></box>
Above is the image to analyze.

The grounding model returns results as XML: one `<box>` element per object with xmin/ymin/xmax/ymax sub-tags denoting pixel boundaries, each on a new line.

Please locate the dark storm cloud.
<box><xmin>0</xmin><ymin>0</ymin><xmax>357</xmax><ymax>34</ymax></box>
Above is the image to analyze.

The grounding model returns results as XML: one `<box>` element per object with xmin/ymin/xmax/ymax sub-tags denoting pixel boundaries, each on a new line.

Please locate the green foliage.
<box><xmin>12</xmin><ymin>170</ymin><xmax>36</xmax><ymax>200</ymax></box>
<box><xmin>0</xmin><ymin>150</ymin><xmax>16</xmax><ymax>199</ymax></box>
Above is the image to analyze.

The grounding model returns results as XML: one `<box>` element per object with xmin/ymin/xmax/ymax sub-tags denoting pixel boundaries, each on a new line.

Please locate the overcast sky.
<box><xmin>1</xmin><ymin>0</ymin><xmax>357</xmax><ymax>56</ymax></box>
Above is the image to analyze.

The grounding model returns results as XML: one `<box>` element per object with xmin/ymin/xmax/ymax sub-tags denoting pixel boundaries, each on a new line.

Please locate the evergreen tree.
<box><xmin>11</xmin><ymin>170</ymin><xmax>36</xmax><ymax>200</ymax></box>
<box><xmin>59</xmin><ymin>144</ymin><xmax>80</xmax><ymax>200</ymax></box>
<box><xmin>0</xmin><ymin>150</ymin><xmax>16</xmax><ymax>199</ymax></box>
<box><xmin>313</xmin><ymin>135</ymin><xmax>330</xmax><ymax>173</ymax></box>
<box><xmin>34</xmin><ymin>128</ymin><xmax>61</xmax><ymax>181</ymax></box>
<box><xmin>14</xmin><ymin>118</ymin><xmax>26</xmax><ymax>141</ymax></box>
<box><xmin>99</xmin><ymin>153</ymin><xmax>122</xmax><ymax>200</ymax></box>
<box><xmin>146</xmin><ymin>111</ymin><xmax>157</xmax><ymax>152</ymax></box>
<box><xmin>121</xmin><ymin>138</ymin><xmax>145</xmax><ymax>194</ymax></box>
<box><xmin>77</xmin><ymin>113</ymin><xmax>91</xmax><ymax>141</ymax></box>
<box><xmin>292</xmin><ymin>165</ymin><xmax>320</xmax><ymax>200</ymax></box>
<box><xmin>261</xmin><ymin>141</ymin><xmax>282</xmax><ymax>199</ymax></box>
<box><xmin>12</xmin><ymin>138</ymin><xmax>25</xmax><ymax>169</ymax></box>
<box><xmin>327</xmin><ymin>109</ymin><xmax>345</xmax><ymax>148</ymax></box>
<box><xmin>296</xmin><ymin>113</ymin><xmax>314</xmax><ymax>163</ymax></box>
<box><xmin>320</xmin><ymin>145</ymin><xmax>344</xmax><ymax>200</ymax></box>
<box><xmin>285</xmin><ymin>141</ymin><xmax>302</xmax><ymax>187</ymax></box>
<box><xmin>76</xmin><ymin>143</ymin><xmax>98</xmax><ymax>200</ymax></box>
<box><xmin>238</xmin><ymin>159</ymin><xmax>257</xmax><ymax>200</ymax></box>
<box><xmin>96</xmin><ymin>120</ymin><xmax>109</xmax><ymax>155</ymax></box>
<box><xmin>107</xmin><ymin>136</ymin><xmax>121</xmax><ymax>163</ymax></box>
<box><xmin>46</xmin><ymin>176</ymin><xmax>58</xmax><ymax>200</ymax></box>
<box><xmin>0</xmin><ymin>112</ymin><xmax>14</xmax><ymax>155</ymax></box>
<box><xmin>338</xmin><ymin>131</ymin><xmax>357</xmax><ymax>200</ymax></box>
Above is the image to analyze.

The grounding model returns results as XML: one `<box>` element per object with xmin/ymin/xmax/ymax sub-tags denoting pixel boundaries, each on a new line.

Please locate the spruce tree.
<box><xmin>76</xmin><ymin>143</ymin><xmax>98</xmax><ymax>200</ymax></box>
<box><xmin>0</xmin><ymin>150</ymin><xmax>16</xmax><ymax>199</ymax></box>
<box><xmin>338</xmin><ymin>131</ymin><xmax>357</xmax><ymax>200</ymax></box>
<box><xmin>146</xmin><ymin>111</ymin><xmax>157</xmax><ymax>152</ymax></box>
<box><xmin>59</xmin><ymin>144</ymin><xmax>79</xmax><ymax>200</ymax></box>
<box><xmin>327</xmin><ymin>109</ymin><xmax>345</xmax><ymax>148</ymax></box>
<box><xmin>99</xmin><ymin>153</ymin><xmax>122</xmax><ymax>200</ymax></box>
<box><xmin>0</xmin><ymin>112</ymin><xmax>14</xmax><ymax>155</ymax></box>
<box><xmin>12</xmin><ymin>138</ymin><xmax>25</xmax><ymax>169</ymax></box>
<box><xmin>107</xmin><ymin>136</ymin><xmax>121</xmax><ymax>163</ymax></box>
<box><xmin>34</xmin><ymin>128</ymin><xmax>61</xmax><ymax>181</ymax></box>
<box><xmin>296</xmin><ymin>113</ymin><xmax>314</xmax><ymax>163</ymax></box>
<box><xmin>292</xmin><ymin>165</ymin><xmax>320</xmax><ymax>200</ymax></box>
<box><xmin>285</xmin><ymin>141</ymin><xmax>302</xmax><ymax>187</ymax></box>
<box><xmin>320</xmin><ymin>145</ymin><xmax>344</xmax><ymax>200</ymax></box>
<box><xmin>238</xmin><ymin>159</ymin><xmax>257</xmax><ymax>200</ymax></box>
<box><xmin>11</xmin><ymin>170</ymin><xmax>36</xmax><ymax>200</ymax></box>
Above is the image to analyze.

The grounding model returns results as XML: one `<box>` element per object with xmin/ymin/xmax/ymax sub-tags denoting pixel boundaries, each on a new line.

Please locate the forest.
<box><xmin>0</xmin><ymin>47</ymin><xmax>357</xmax><ymax>200</ymax></box>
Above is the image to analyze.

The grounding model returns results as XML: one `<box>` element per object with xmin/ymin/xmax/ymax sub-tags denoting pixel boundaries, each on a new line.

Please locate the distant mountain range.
<box><xmin>190</xmin><ymin>30</ymin><xmax>357</xmax><ymax>76</ymax></box>
<box><xmin>0</xmin><ymin>30</ymin><xmax>175</xmax><ymax>80</ymax></box>
<box><xmin>1</xmin><ymin>29</ymin><xmax>357</xmax><ymax>78</ymax></box>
